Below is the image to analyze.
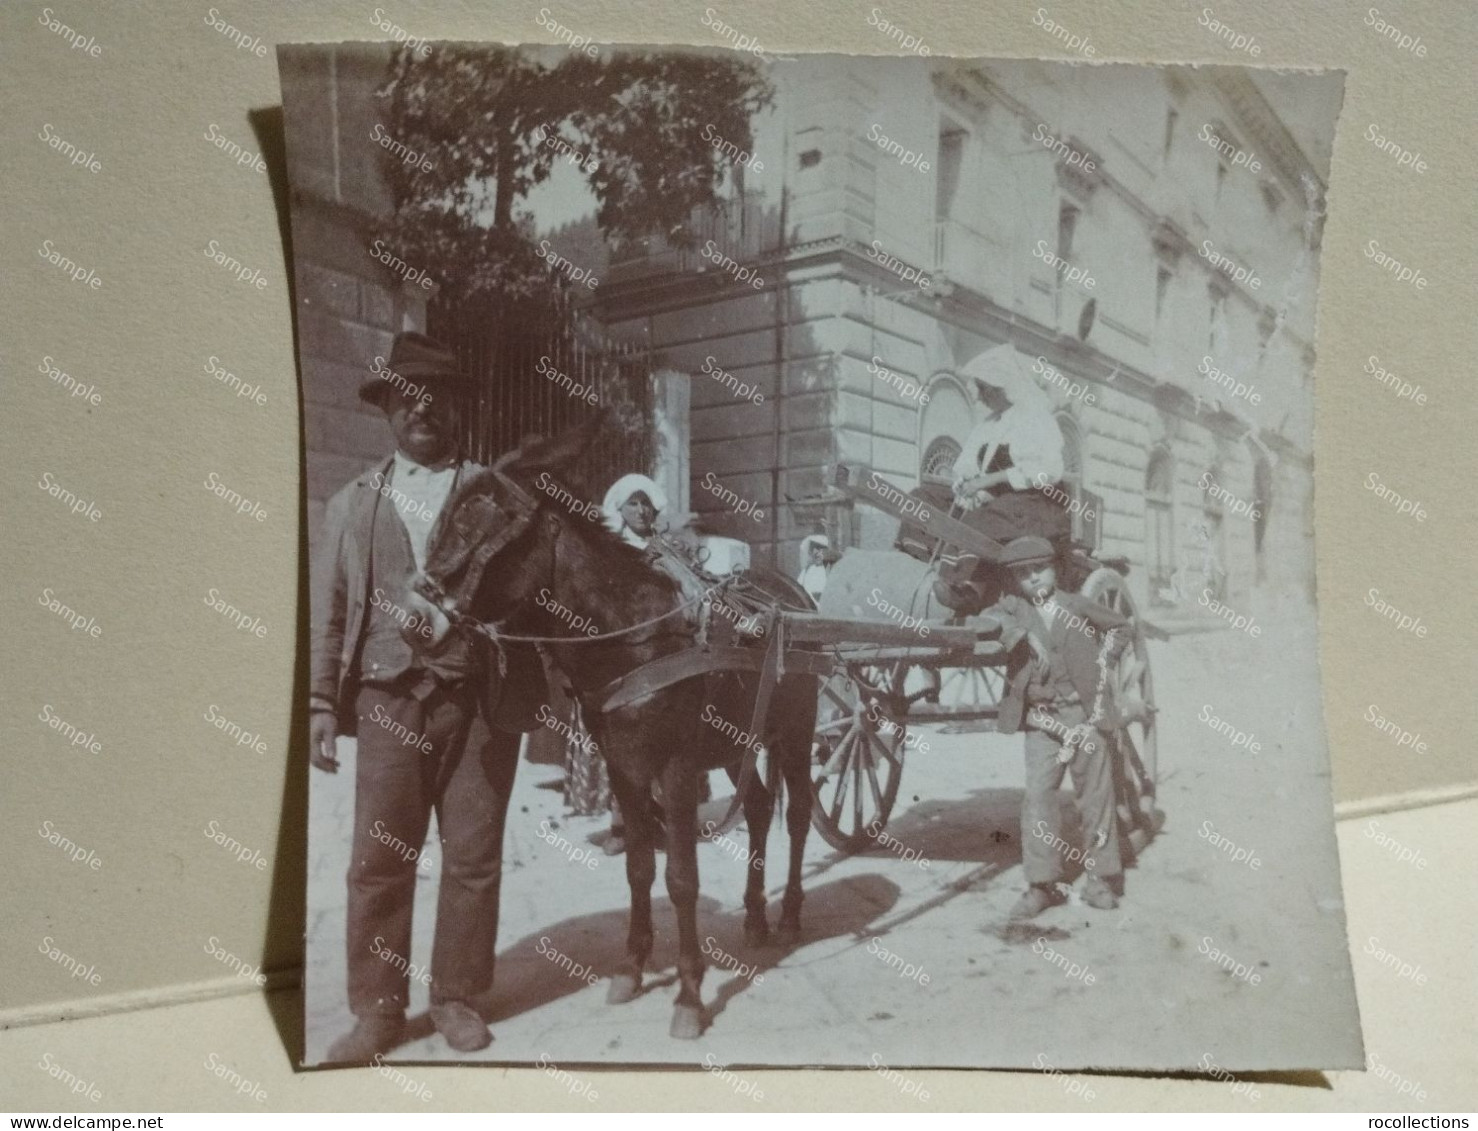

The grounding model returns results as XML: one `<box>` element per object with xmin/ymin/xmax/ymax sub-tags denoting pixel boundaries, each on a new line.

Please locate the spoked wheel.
<box><xmin>933</xmin><ymin>662</ymin><xmax>1007</xmax><ymax>713</ymax></box>
<box><xmin>810</xmin><ymin>663</ymin><xmax>908</xmax><ymax>852</ymax></box>
<box><xmin>1079</xmin><ymin>568</ymin><xmax>1161</xmax><ymax>854</ymax></box>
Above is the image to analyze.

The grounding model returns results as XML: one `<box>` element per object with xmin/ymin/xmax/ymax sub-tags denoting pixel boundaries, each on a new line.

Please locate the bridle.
<box><xmin>414</xmin><ymin>463</ymin><xmax>712</xmax><ymax>674</ymax></box>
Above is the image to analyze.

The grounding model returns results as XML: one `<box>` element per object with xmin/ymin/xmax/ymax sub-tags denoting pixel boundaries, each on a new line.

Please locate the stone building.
<box><xmin>591</xmin><ymin>57</ymin><xmax>1336</xmax><ymax>617</ymax></box>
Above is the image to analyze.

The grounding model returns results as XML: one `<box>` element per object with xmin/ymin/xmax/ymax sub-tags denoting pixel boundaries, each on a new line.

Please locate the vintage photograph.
<box><xmin>280</xmin><ymin>40</ymin><xmax>1357</xmax><ymax>1073</ymax></box>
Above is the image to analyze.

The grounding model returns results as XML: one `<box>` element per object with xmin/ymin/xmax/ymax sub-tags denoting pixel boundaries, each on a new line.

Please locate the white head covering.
<box><xmin>601</xmin><ymin>473</ymin><xmax>669</xmax><ymax>538</ymax></box>
<box><xmin>799</xmin><ymin>533</ymin><xmax>830</xmax><ymax>556</ymax></box>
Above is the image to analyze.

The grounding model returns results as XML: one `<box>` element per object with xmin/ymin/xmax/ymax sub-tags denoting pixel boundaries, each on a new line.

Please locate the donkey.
<box><xmin>407</xmin><ymin>419</ymin><xmax>819</xmax><ymax>1039</ymax></box>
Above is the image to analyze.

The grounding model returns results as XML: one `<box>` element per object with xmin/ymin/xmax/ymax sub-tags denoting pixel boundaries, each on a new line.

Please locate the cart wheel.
<box><xmin>810</xmin><ymin>664</ymin><xmax>907</xmax><ymax>852</ymax></box>
<box><xmin>933</xmin><ymin>663</ymin><xmax>1007</xmax><ymax>712</ymax></box>
<box><xmin>1079</xmin><ymin>568</ymin><xmax>1161</xmax><ymax>853</ymax></box>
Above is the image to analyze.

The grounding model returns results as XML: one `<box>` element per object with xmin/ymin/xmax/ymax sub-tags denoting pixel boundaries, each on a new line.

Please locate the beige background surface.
<box><xmin>2</xmin><ymin>0</ymin><xmax>1474</xmax><ymax>1097</ymax></box>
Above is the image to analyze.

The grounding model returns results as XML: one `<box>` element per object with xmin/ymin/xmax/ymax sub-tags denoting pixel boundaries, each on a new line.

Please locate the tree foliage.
<box><xmin>374</xmin><ymin>45</ymin><xmax>774</xmax><ymax>304</ymax></box>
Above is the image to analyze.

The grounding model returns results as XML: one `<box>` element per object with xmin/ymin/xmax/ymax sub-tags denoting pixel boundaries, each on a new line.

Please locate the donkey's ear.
<box><xmin>506</xmin><ymin>412</ymin><xmax>606</xmax><ymax>474</ymax></box>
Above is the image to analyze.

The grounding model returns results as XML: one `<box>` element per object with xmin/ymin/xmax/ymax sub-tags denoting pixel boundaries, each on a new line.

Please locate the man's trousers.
<box><xmin>346</xmin><ymin>676</ymin><xmax>520</xmax><ymax>1017</ymax></box>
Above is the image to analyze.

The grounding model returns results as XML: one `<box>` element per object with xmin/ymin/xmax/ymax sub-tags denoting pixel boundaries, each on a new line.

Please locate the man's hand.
<box><xmin>309</xmin><ymin>710</ymin><xmax>340</xmax><ymax>774</ymax></box>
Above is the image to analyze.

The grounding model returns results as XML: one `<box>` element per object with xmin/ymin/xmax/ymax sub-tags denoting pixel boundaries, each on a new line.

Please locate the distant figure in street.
<box><xmin>797</xmin><ymin>533</ymin><xmax>832</xmax><ymax>606</ymax></box>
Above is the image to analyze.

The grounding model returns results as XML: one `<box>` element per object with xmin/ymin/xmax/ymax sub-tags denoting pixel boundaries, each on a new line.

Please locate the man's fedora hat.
<box><xmin>1000</xmin><ymin>535</ymin><xmax>1056</xmax><ymax>569</ymax></box>
<box><xmin>359</xmin><ymin>331</ymin><xmax>466</xmax><ymax>409</ymax></box>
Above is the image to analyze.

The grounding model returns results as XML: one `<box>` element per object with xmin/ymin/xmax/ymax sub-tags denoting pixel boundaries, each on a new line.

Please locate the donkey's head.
<box><xmin>413</xmin><ymin>415</ymin><xmax>605</xmax><ymax>636</ymax></box>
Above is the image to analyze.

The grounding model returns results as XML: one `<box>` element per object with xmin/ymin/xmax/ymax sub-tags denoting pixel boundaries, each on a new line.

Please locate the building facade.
<box><xmin>590</xmin><ymin>57</ymin><xmax>1332</xmax><ymax>618</ymax></box>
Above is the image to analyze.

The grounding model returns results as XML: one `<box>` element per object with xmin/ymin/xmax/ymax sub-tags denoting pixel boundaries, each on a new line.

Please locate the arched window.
<box><xmin>1145</xmin><ymin>448</ymin><xmax>1175</xmax><ymax>607</ymax></box>
<box><xmin>1056</xmin><ymin>413</ymin><xmax>1098</xmax><ymax>548</ymax></box>
<box><xmin>1252</xmin><ymin>449</ymin><xmax>1274</xmax><ymax>582</ymax></box>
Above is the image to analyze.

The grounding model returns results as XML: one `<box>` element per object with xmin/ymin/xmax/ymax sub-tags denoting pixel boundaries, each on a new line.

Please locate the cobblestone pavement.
<box><xmin>305</xmin><ymin>610</ymin><xmax>1362</xmax><ymax>1071</ymax></box>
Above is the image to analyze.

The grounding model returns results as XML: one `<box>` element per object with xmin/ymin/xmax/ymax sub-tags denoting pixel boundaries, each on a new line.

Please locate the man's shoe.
<box><xmin>325</xmin><ymin>1013</ymin><xmax>404</xmax><ymax>1063</ymax></box>
<box><xmin>1082</xmin><ymin>874</ymin><xmax>1120</xmax><ymax>910</ymax></box>
<box><xmin>431</xmin><ymin>1000</ymin><xmax>493</xmax><ymax>1052</ymax></box>
<box><xmin>1009</xmin><ymin>883</ymin><xmax>1067</xmax><ymax>920</ymax></box>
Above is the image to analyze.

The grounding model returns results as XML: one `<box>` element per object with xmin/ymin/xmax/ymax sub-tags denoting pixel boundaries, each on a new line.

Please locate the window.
<box><xmin>1056</xmin><ymin>202</ymin><xmax>1080</xmax><ymax>320</ymax></box>
<box><xmin>1155</xmin><ymin>266</ymin><xmax>1172</xmax><ymax>325</ymax></box>
<box><xmin>936</xmin><ymin>125</ymin><xmax>966</xmax><ymax>222</ymax></box>
<box><xmin>1208</xmin><ymin>288</ymin><xmax>1227</xmax><ymax>355</ymax></box>
<box><xmin>1215</xmin><ymin>161</ymin><xmax>1228</xmax><ymax>206</ymax></box>
<box><xmin>1145</xmin><ymin>449</ymin><xmax>1175</xmax><ymax>607</ymax></box>
<box><xmin>1163</xmin><ymin>107</ymin><xmax>1178</xmax><ymax>161</ymax></box>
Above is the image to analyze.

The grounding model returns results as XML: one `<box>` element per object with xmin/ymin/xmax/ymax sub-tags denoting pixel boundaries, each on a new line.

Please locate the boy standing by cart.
<box><xmin>984</xmin><ymin>536</ymin><xmax>1133</xmax><ymax>919</ymax></box>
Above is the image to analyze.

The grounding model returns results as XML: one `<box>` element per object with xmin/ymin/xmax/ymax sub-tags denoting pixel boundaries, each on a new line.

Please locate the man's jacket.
<box><xmin>984</xmin><ymin>588</ymin><xmax>1132</xmax><ymax>734</ymax></box>
<box><xmin>309</xmin><ymin>455</ymin><xmax>546</xmax><ymax>735</ymax></box>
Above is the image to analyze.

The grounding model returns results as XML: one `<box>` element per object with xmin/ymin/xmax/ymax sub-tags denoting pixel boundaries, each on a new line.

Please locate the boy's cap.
<box><xmin>1001</xmin><ymin>536</ymin><xmax>1055</xmax><ymax>568</ymax></box>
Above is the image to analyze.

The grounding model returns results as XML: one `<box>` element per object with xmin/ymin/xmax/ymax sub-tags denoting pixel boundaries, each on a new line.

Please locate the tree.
<box><xmin>374</xmin><ymin>45</ymin><xmax>775</xmax><ymax>303</ymax></box>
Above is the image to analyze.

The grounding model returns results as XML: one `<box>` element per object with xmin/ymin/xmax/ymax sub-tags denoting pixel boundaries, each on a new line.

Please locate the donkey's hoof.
<box><xmin>606</xmin><ymin>973</ymin><xmax>642</xmax><ymax>1005</ymax></box>
<box><xmin>743</xmin><ymin>921</ymin><xmax>770</xmax><ymax>949</ymax></box>
<box><xmin>669</xmin><ymin>1003</ymin><xmax>703</xmax><ymax>1040</ymax></box>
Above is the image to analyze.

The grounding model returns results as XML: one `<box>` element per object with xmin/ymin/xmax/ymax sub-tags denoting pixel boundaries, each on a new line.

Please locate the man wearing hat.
<box><xmin>308</xmin><ymin>331</ymin><xmax>543</xmax><ymax>1061</ymax></box>
<box><xmin>985</xmin><ymin>536</ymin><xmax>1132</xmax><ymax>919</ymax></box>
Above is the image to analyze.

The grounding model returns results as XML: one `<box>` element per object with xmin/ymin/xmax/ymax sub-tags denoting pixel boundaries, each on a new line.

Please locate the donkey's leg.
<box><xmin>607</xmin><ymin>768</ymin><xmax>656</xmax><ymax>1005</ymax></box>
<box><xmin>777</xmin><ymin>729</ymin><xmax>814</xmax><ymax>945</ymax></box>
<box><xmin>739</xmin><ymin>775</ymin><xmax>773</xmax><ymax>948</ymax></box>
<box><xmin>661</xmin><ymin>756</ymin><xmax>704</xmax><ymax>1039</ymax></box>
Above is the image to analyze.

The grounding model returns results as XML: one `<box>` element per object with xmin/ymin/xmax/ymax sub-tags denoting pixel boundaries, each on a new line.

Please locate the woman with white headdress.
<box><xmin>796</xmin><ymin>533</ymin><xmax>831</xmax><ymax>605</ymax></box>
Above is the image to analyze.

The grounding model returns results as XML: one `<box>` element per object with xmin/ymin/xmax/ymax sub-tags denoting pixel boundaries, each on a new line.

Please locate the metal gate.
<box><xmin>428</xmin><ymin>290</ymin><xmax>655</xmax><ymax>494</ymax></box>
